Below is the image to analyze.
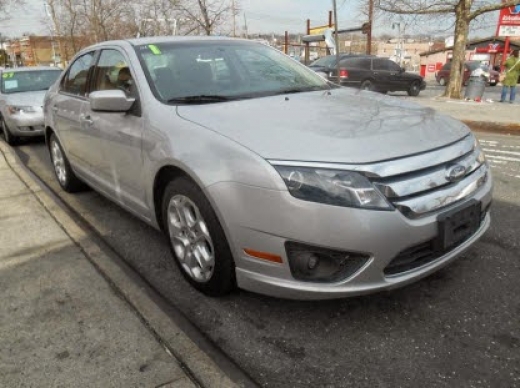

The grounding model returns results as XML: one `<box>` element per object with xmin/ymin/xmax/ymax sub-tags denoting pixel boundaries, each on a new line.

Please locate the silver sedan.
<box><xmin>44</xmin><ymin>37</ymin><xmax>492</xmax><ymax>299</ymax></box>
<box><xmin>0</xmin><ymin>67</ymin><xmax>62</xmax><ymax>145</ymax></box>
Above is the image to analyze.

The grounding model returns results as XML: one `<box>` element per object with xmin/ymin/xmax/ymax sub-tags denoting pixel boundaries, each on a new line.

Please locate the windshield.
<box><xmin>135</xmin><ymin>41</ymin><xmax>331</xmax><ymax>103</ymax></box>
<box><xmin>1</xmin><ymin>69</ymin><xmax>62</xmax><ymax>94</ymax></box>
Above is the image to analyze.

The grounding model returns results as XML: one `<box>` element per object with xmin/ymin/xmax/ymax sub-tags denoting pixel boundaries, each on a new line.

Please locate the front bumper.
<box><xmin>206</xmin><ymin>173</ymin><xmax>492</xmax><ymax>300</ymax></box>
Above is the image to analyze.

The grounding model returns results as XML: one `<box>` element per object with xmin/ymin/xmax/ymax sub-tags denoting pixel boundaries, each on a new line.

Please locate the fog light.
<box><xmin>285</xmin><ymin>242</ymin><xmax>369</xmax><ymax>283</ymax></box>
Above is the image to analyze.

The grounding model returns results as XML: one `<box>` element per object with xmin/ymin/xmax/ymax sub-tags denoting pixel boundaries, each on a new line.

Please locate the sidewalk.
<box><xmin>0</xmin><ymin>143</ymin><xmax>241</xmax><ymax>387</ymax></box>
<box><xmin>411</xmin><ymin>93</ymin><xmax>520</xmax><ymax>133</ymax></box>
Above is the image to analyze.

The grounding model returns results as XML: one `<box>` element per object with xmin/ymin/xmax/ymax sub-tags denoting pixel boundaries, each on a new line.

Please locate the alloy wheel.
<box><xmin>51</xmin><ymin>140</ymin><xmax>67</xmax><ymax>186</ymax></box>
<box><xmin>167</xmin><ymin>194</ymin><xmax>215</xmax><ymax>282</ymax></box>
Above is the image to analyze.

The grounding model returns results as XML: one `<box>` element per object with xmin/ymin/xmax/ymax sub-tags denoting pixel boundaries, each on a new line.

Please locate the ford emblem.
<box><xmin>446</xmin><ymin>165</ymin><xmax>466</xmax><ymax>182</ymax></box>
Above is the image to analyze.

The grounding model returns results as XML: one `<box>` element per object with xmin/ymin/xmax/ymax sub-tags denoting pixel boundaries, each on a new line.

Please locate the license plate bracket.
<box><xmin>437</xmin><ymin>200</ymin><xmax>481</xmax><ymax>251</ymax></box>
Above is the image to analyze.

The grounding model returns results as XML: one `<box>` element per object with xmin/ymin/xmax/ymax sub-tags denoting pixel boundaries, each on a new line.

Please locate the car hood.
<box><xmin>2</xmin><ymin>90</ymin><xmax>47</xmax><ymax>107</ymax></box>
<box><xmin>176</xmin><ymin>88</ymin><xmax>469</xmax><ymax>164</ymax></box>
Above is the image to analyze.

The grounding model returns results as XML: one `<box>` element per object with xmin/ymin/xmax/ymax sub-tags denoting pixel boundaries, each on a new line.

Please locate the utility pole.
<box><xmin>366</xmin><ymin>0</ymin><xmax>373</xmax><ymax>55</ymax></box>
<box><xmin>332</xmin><ymin>0</ymin><xmax>340</xmax><ymax>83</ymax></box>
<box><xmin>232</xmin><ymin>0</ymin><xmax>236</xmax><ymax>37</ymax></box>
<box><xmin>243</xmin><ymin>13</ymin><xmax>249</xmax><ymax>39</ymax></box>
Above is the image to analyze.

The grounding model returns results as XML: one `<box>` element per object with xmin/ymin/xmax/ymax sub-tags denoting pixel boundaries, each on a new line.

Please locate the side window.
<box><xmin>91</xmin><ymin>49</ymin><xmax>134</xmax><ymax>95</ymax></box>
<box><xmin>61</xmin><ymin>52</ymin><xmax>95</xmax><ymax>96</ymax></box>
<box><xmin>386</xmin><ymin>60</ymin><xmax>401</xmax><ymax>72</ymax></box>
<box><xmin>373</xmin><ymin>58</ymin><xmax>390</xmax><ymax>71</ymax></box>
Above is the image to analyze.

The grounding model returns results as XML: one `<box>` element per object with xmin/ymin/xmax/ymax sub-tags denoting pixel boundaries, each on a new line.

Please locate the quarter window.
<box><xmin>61</xmin><ymin>52</ymin><xmax>95</xmax><ymax>96</ymax></box>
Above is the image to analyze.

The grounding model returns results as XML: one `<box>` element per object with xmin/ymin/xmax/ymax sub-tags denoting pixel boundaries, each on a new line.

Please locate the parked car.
<box><xmin>435</xmin><ymin>61</ymin><xmax>499</xmax><ymax>86</ymax></box>
<box><xmin>0</xmin><ymin>67</ymin><xmax>62</xmax><ymax>145</ymax></box>
<box><xmin>44</xmin><ymin>37</ymin><xmax>492</xmax><ymax>299</ymax></box>
<box><xmin>308</xmin><ymin>54</ymin><xmax>363</xmax><ymax>77</ymax></box>
<box><xmin>310</xmin><ymin>55</ymin><xmax>426</xmax><ymax>96</ymax></box>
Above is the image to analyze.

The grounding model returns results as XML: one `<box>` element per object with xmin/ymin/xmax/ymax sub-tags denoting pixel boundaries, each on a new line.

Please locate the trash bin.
<box><xmin>464</xmin><ymin>75</ymin><xmax>486</xmax><ymax>100</ymax></box>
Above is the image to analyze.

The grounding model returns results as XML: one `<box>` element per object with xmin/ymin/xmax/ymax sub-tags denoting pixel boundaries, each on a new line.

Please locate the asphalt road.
<box><xmin>8</xmin><ymin>130</ymin><xmax>520</xmax><ymax>388</ymax></box>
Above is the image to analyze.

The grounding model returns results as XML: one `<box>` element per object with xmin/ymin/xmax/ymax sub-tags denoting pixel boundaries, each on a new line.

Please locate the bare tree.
<box><xmin>378</xmin><ymin>0</ymin><xmax>520</xmax><ymax>99</ymax></box>
<box><xmin>179</xmin><ymin>0</ymin><xmax>234</xmax><ymax>36</ymax></box>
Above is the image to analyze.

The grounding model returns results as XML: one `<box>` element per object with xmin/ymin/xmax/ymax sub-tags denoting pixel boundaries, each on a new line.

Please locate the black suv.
<box><xmin>309</xmin><ymin>55</ymin><xmax>426</xmax><ymax>96</ymax></box>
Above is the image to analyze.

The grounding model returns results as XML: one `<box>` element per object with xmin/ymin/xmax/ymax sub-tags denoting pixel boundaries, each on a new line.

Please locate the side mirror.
<box><xmin>89</xmin><ymin>90</ymin><xmax>135</xmax><ymax>112</ymax></box>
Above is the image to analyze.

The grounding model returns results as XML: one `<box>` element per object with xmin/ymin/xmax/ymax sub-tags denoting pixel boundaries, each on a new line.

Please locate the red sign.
<box><xmin>427</xmin><ymin>64</ymin><xmax>435</xmax><ymax>72</ymax></box>
<box><xmin>498</xmin><ymin>5</ymin><xmax>520</xmax><ymax>26</ymax></box>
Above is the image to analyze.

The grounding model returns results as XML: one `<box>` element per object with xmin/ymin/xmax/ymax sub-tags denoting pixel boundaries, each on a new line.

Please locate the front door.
<box><xmin>85</xmin><ymin>48</ymin><xmax>146</xmax><ymax>213</ymax></box>
<box><xmin>53</xmin><ymin>52</ymin><xmax>96</xmax><ymax>174</ymax></box>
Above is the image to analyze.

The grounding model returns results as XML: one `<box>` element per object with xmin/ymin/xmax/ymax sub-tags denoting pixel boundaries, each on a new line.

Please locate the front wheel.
<box><xmin>162</xmin><ymin>177</ymin><xmax>236</xmax><ymax>296</ymax></box>
<box><xmin>49</xmin><ymin>134</ymin><xmax>87</xmax><ymax>193</ymax></box>
<box><xmin>1</xmin><ymin>119</ymin><xmax>19</xmax><ymax>146</ymax></box>
<box><xmin>407</xmin><ymin>81</ymin><xmax>421</xmax><ymax>96</ymax></box>
<box><xmin>438</xmin><ymin>77</ymin><xmax>446</xmax><ymax>86</ymax></box>
<box><xmin>360</xmin><ymin>79</ymin><xmax>375</xmax><ymax>91</ymax></box>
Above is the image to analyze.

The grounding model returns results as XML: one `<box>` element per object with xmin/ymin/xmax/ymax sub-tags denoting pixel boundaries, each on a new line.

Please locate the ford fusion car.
<box><xmin>0</xmin><ymin>67</ymin><xmax>62</xmax><ymax>145</ymax></box>
<box><xmin>43</xmin><ymin>37</ymin><xmax>492</xmax><ymax>299</ymax></box>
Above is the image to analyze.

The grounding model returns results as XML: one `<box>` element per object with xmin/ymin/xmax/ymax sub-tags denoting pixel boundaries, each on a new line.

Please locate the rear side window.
<box><xmin>340</xmin><ymin>58</ymin><xmax>370</xmax><ymax>68</ymax></box>
<box><xmin>373</xmin><ymin>58</ymin><xmax>392</xmax><ymax>71</ymax></box>
<box><xmin>61</xmin><ymin>52</ymin><xmax>95</xmax><ymax>96</ymax></box>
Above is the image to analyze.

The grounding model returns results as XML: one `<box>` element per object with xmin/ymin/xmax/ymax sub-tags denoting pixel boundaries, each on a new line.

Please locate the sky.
<box><xmin>0</xmin><ymin>0</ymin><xmax>500</xmax><ymax>40</ymax></box>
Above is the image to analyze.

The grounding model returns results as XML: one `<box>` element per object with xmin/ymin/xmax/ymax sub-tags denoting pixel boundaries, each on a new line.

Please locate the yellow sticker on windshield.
<box><xmin>2</xmin><ymin>72</ymin><xmax>14</xmax><ymax>79</ymax></box>
<box><xmin>148</xmin><ymin>44</ymin><xmax>162</xmax><ymax>55</ymax></box>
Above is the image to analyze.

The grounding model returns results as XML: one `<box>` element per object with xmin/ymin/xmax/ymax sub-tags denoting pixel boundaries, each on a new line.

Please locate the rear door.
<box><xmin>371</xmin><ymin>58</ymin><xmax>393</xmax><ymax>91</ymax></box>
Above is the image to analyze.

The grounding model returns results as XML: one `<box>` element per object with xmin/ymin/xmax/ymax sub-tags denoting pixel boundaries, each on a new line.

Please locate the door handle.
<box><xmin>80</xmin><ymin>115</ymin><xmax>94</xmax><ymax>126</ymax></box>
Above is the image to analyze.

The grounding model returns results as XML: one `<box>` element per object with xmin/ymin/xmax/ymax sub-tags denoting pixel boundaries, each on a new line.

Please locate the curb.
<box><xmin>463</xmin><ymin>120</ymin><xmax>520</xmax><ymax>134</ymax></box>
<box><xmin>0</xmin><ymin>141</ymin><xmax>248</xmax><ymax>388</ymax></box>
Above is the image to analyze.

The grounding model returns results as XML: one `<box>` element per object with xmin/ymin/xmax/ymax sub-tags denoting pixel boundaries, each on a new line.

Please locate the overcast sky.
<box><xmin>0</xmin><ymin>0</ymin><xmax>498</xmax><ymax>39</ymax></box>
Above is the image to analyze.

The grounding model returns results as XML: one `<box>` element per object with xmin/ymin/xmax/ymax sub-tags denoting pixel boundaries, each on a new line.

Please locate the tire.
<box><xmin>49</xmin><ymin>133</ymin><xmax>87</xmax><ymax>193</ymax></box>
<box><xmin>489</xmin><ymin>82</ymin><xmax>497</xmax><ymax>87</ymax></box>
<box><xmin>360</xmin><ymin>79</ymin><xmax>375</xmax><ymax>91</ymax></box>
<box><xmin>407</xmin><ymin>81</ymin><xmax>421</xmax><ymax>96</ymax></box>
<box><xmin>378</xmin><ymin>90</ymin><xmax>388</xmax><ymax>95</ymax></box>
<box><xmin>1</xmin><ymin>118</ymin><xmax>19</xmax><ymax>146</ymax></box>
<box><xmin>162</xmin><ymin>177</ymin><xmax>236</xmax><ymax>296</ymax></box>
<box><xmin>438</xmin><ymin>77</ymin><xmax>446</xmax><ymax>86</ymax></box>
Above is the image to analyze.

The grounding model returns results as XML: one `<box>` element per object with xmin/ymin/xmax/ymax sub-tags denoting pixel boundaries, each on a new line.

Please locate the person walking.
<box><xmin>500</xmin><ymin>49</ymin><xmax>520</xmax><ymax>103</ymax></box>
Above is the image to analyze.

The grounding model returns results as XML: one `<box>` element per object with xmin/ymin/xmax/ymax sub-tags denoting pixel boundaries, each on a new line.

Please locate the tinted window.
<box><xmin>340</xmin><ymin>58</ymin><xmax>370</xmax><ymax>68</ymax></box>
<box><xmin>386</xmin><ymin>60</ymin><xmax>402</xmax><ymax>72</ymax></box>
<box><xmin>92</xmin><ymin>49</ymin><xmax>134</xmax><ymax>95</ymax></box>
<box><xmin>61</xmin><ymin>52</ymin><xmax>95</xmax><ymax>96</ymax></box>
<box><xmin>1</xmin><ymin>69</ymin><xmax>61</xmax><ymax>94</ymax></box>
<box><xmin>136</xmin><ymin>42</ymin><xmax>329</xmax><ymax>102</ymax></box>
<box><xmin>373</xmin><ymin>58</ymin><xmax>390</xmax><ymax>71</ymax></box>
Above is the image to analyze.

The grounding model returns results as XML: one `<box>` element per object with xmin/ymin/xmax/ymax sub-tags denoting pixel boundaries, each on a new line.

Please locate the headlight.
<box><xmin>273</xmin><ymin>165</ymin><xmax>392</xmax><ymax>210</ymax></box>
<box><xmin>7</xmin><ymin>105</ymin><xmax>38</xmax><ymax>115</ymax></box>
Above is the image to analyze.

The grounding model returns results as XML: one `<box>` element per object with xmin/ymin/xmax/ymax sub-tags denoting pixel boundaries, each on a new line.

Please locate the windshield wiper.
<box><xmin>272</xmin><ymin>86</ymin><xmax>328</xmax><ymax>95</ymax></box>
<box><xmin>167</xmin><ymin>95</ymin><xmax>233</xmax><ymax>104</ymax></box>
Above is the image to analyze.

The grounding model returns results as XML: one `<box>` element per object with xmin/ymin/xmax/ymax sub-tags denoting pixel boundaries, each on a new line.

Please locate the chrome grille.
<box><xmin>371</xmin><ymin>145</ymin><xmax>489</xmax><ymax>218</ymax></box>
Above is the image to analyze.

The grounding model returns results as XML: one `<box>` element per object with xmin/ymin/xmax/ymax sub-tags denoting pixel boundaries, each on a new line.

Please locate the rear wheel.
<box><xmin>49</xmin><ymin>134</ymin><xmax>87</xmax><ymax>192</ymax></box>
<box><xmin>407</xmin><ymin>81</ymin><xmax>421</xmax><ymax>96</ymax></box>
<box><xmin>360</xmin><ymin>79</ymin><xmax>375</xmax><ymax>91</ymax></box>
<box><xmin>1</xmin><ymin>119</ymin><xmax>19</xmax><ymax>146</ymax></box>
<box><xmin>438</xmin><ymin>77</ymin><xmax>446</xmax><ymax>86</ymax></box>
<box><xmin>162</xmin><ymin>177</ymin><xmax>236</xmax><ymax>296</ymax></box>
